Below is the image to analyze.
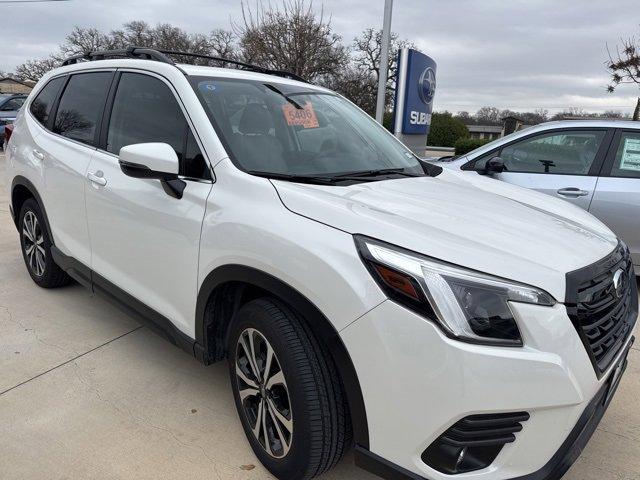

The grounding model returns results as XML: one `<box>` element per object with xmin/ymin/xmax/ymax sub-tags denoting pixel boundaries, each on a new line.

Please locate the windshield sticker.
<box><xmin>619</xmin><ymin>137</ymin><xmax>640</xmax><ymax>171</ymax></box>
<box><xmin>282</xmin><ymin>101</ymin><xmax>319</xmax><ymax>129</ymax></box>
<box><xmin>198</xmin><ymin>81</ymin><xmax>219</xmax><ymax>93</ymax></box>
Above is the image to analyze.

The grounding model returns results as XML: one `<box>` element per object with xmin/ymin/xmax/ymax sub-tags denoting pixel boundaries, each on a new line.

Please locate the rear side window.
<box><xmin>30</xmin><ymin>77</ymin><xmax>65</xmax><ymax>126</ymax></box>
<box><xmin>107</xmin><ymin>72</ymin><xmax>209</xmax><ymax>179</ymax></box>
<box><xmin>53</xmin><ymin>72</ymin><xmax>112</xmax><ymax>146</ymax></box>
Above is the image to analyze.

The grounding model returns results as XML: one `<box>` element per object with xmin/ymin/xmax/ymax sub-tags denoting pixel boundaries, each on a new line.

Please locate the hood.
<box><xmin>272</xmin><ymin>169</ymin><xmax>618</xmax><ymax>301</ymax></box>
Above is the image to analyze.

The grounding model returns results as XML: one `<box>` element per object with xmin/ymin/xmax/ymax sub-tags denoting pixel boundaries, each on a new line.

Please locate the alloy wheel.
<box><xmin>235</xmin><ymin>327</ymin><xmax>293</xmax><ymax>459</ymax></box>
<box><xmin>22</xmin><ymin>211</ymin><xmax>45</xmax><ymax>277</ymax></box>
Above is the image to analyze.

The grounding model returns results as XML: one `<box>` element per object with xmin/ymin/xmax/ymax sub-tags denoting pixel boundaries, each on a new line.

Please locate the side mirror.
<box><xmin>118</xmin><ymin>143</ymin><xmax>186</xmax><ymax>199</ymax></box>
<box><xmin>481</xmin><ymin>156</ymin><xmax>505</xmax><ymax>175</ymax></box>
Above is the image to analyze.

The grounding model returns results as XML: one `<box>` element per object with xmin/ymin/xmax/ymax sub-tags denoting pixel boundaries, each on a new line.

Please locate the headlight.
<box><xmin>355</xmin><ymin>236</ymin><xmax>555</xmax><ymax>346</ymax></box>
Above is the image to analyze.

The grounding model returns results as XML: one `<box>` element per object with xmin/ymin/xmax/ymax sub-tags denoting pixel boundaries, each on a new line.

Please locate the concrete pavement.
<box><xmin>1</xmin><ymin>152</ymin><xmax>638</xmax><ymax>480</ymax></box>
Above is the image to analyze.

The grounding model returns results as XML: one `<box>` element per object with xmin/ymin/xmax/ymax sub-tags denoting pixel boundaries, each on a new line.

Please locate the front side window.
<box><xmin>610</xmin><ymin>132</ymin><xmax>640</xmax><ymax>178</ymax></box>
<box><xmin>53</xmin><ymin>72</ymin><xmax>112</xmax><ymax>145</ymax></box>
<box><xmin>498</xmin><ymin>130</ymin><xmax>606</xmax><ymax>175</ymax></box>
<box><xmin>30</xmin><ymin>77</ymin><xmax>65</xmax><ymax>127</ymax></box>
<box><xmin>107</xmin><ymin>73</ymin><xmax>209</xmax><ymax>179</ymax></box>
<box><xmin>190</xmin><ymin>77</ymin><xmax>426</xmax><ymax>178</ymax></box>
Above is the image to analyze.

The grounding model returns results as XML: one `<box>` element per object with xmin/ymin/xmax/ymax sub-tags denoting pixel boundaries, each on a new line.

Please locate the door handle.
<box><xmin>87</xmin><ymin>171</ymin><xmax>107</xmax><ymax>187</ymax></box>
<box><xmin>32</xmin><ymin>149</ymin><xmax>44</xmax><ymax>161</ymax></box>
<box><xmin>557</xmin><ymin>187</ymin><xmax>589</xmax><ymax>197</ymax></box>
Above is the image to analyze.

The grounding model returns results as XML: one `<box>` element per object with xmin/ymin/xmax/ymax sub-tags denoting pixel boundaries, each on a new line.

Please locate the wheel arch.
<box><xmin>196</xmin><ymin>263</ymin><xmax>370</xmax><ymax>449</ymax></box>
<box><xmin>10</xmin><ymin>176</ymin><xmax>53</xmax><ymax>241</ymax></box>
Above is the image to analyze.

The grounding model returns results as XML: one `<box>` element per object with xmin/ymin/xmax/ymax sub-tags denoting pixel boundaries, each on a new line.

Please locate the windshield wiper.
<box><xmin>264</xmin><ymin>84</ymin><xmax>303</xmax><ymax>109</ymax></box>
<box><xmin>332</xmin><ymin>167</ymin><xmax>422</xmax><ymax>178</ymax></box>
<box><xmin>247</xmin><ymin>171</ymin><xmax>340</xmax><ymax>185</ymax></box>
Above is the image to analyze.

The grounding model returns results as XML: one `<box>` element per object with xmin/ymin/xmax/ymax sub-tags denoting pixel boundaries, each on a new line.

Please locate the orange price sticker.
<box><xmin>282</xmin><ymin>101</ymin><xmax>319</xmax><ymax>129</ymax></box>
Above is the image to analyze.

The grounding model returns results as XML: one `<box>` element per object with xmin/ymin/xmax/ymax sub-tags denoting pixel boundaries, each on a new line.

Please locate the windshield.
<box><xmin>190</xmin><ymin>77</ymin><xmax>428</xmax><ymax>179</ymax></box>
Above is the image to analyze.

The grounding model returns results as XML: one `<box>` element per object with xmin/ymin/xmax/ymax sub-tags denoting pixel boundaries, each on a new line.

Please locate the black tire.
<box><xmin>18</xmin><ymin>198</ymin><xmax>72</xmax><ymax>288</ymax></box>
<box><xmin>228</xmin><ymin>298</ymin><xmax>351</xmax><ymax>480</ymax></box>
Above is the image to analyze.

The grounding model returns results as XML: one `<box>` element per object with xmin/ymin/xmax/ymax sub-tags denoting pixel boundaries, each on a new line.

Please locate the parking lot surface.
<box><xmin>1</xmin><ymin>152</ymin><xmax>638</xmax><ymax>480</ymax></box>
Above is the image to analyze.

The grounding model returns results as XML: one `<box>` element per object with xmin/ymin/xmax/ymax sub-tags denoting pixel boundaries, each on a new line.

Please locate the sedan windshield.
<box><xmin>190</xmin><ymin>76</ymin><xmax>431</xmax><ymax>181</ymax></box>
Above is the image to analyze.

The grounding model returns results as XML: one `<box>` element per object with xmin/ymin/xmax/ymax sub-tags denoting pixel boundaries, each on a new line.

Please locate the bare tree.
<box><xmin>15</xmin><ymin>57</ymin><xmax>59</xmax><ymax>82</ymax></box>
<box><xmin>14</xmin><ymin>21</ymin><xmax>239</xmax><ymax>81</ymax></box>
<box><xmin>329</xmin><ymin>66</ymin><xmax>378</xmax><ymax>115</ymax></box>
<box><xmin>352</xmin><ymin>28</ymin><xmax>415</xmax><ymax>87</ymax></box>
<box><xmin>235</xmin><ymin>0</ymin><xmax>348</xmax><ymax>81</ymax></box>
<box><xmin>607</xmin><ymin>35</ymin><xmax>640</xmax><ymax>120</ymax></box>
<box><xmin>209</xmin><ymin>29</ymin><xmax>237</xmax><ymax>58</ymax></box>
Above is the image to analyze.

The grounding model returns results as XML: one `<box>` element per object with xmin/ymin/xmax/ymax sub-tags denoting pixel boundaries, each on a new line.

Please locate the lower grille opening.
<box><xmin>422</xmin><ymin>412</ymin><xmax>529</xmax><ymax>474</ymax></box>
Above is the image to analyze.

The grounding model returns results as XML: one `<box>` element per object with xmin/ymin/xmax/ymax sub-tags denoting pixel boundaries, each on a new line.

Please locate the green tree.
<box><xmin>427</xmin><ymin>112</ymin><xmax>469</xmax><ymax>147</ymax></box>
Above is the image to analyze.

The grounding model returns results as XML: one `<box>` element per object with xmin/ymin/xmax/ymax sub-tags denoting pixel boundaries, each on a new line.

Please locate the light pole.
<box><xmin>375</xmin><ymin>0</ymin><xmax>393</xmax><ymax>124</ymax></box>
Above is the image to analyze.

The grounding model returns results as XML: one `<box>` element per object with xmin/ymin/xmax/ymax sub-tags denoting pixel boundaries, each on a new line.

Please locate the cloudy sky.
<box><xmin>1</xmin><ymin>0</ymin><xmax>638</xmax><ymax>115</ymax></box>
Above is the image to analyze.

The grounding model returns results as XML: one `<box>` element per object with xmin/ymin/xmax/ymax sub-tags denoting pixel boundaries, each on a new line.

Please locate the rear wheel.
<box><xmin>19</xmin><ymin>198</ymin><xmax>71</xmax><ymax>288</ymax></box>
<box><xmin>228</xmin><ymin>298</ymin><xmax>350</xmax><ymax>480</ymax></box>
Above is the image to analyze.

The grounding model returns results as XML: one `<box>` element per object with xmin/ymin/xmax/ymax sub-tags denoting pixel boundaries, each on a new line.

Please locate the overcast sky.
<box><xmin>1</xmin><ymin>0</ymin><xmax>638</xmax><ymax>114</ymax></box>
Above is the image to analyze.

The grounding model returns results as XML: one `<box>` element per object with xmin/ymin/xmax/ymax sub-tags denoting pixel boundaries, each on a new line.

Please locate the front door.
<box><xmin>488</xmin><ymin>129</ymin><xmax>612</xmax><ymax>210</ymax></box>
<box><xmin>85</xmin><ymin>71</ymin><xmax>213</xmax><ymax>336</ymax></box>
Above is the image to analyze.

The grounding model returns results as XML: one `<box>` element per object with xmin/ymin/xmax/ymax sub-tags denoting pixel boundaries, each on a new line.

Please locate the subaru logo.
<box><xmin>612</xmin><ymin>268</ymin><xmax>625</xmax><ymax>298</ymax></box>
<box><xmin>418</xmin><ymin>67</ymin><xmax>436</xmax><ymax>105</ymax></box>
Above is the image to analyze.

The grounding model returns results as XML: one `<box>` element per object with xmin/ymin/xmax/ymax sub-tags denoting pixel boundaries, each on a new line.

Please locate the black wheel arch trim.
<box><xmin>10</xmin><ymin>176</ymin><xmax>54</xmax><ymax>241</ymax></box>
<box><xmin>195</xmin><ymin>263</ymin><xmax>370</xmax><ymax>449</ymax></box>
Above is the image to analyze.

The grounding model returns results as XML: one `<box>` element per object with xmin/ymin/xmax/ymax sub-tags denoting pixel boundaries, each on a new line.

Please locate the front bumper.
<box><xmin>340</xmin><ymin>300</ymin><xmax>634</xmax><ymax>480</ymax></box>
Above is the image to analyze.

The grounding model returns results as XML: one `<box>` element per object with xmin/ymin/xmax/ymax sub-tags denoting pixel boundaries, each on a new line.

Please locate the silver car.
<box><xmin>437</xmin><ymin>120</ymin><xmax>640</xmax><ymax>272</ymax></box>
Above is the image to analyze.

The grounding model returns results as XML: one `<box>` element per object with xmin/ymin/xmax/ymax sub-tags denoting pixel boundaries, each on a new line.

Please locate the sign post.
<box><xmin>393</xmin><ymin>48</ymin><xmax>437</xmax><ymax>155</ymax></box>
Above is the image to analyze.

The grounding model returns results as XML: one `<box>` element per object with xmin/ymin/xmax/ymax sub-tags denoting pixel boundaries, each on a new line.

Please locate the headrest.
<box><xmin>239</xmin><ymin>103</ymin><xmax>274</xmax><ymax>135</ymax></box>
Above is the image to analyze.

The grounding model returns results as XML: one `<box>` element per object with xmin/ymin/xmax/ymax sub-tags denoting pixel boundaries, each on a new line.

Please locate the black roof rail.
<box><xmin>156</xmin><ymin>50</ymin><xmax>307</xmax><ymax>83</ymax></box>
<box><xmin>62</xmin><ymin>46</ymin><xmax>175</xmax><ymax>66</ymax></box>
<box><xmin>61</xmin><ymin>46</ymin><xmax>307</xmax><ymax>83</ymax></box>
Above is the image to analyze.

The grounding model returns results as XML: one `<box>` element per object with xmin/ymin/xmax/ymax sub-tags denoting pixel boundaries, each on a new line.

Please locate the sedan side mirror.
<box><xmin>480</xmin><ymin>156</ymin><xmax>506</xmax><ymax>175</ymax></box>
<box><xmin>118</xmin><ymin>143</ymin><xmax>186</xmax><ymax>199</ymax></box>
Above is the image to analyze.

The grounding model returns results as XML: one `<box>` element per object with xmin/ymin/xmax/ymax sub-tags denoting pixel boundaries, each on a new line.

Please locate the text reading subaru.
<box><xmin>5</xmin><ymin>47</ymin><xmax>637</xmax><ymax>480</ymax></box>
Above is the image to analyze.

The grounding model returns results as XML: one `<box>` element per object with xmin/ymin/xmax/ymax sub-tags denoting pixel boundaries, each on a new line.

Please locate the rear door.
<box><xmin>471</xmin><ymin>128</ymin><xmax>613</xmax><ymax>210</ymax></box>
<box><xmin>31</xmin><ymin>71</ymin><xmax>114</xmax><ymax>267</ymax></box>
<box><xmin>589</xmin><ymin>129</ymin><xmax>640</xmax><ymax>267</ymax></box>
<box><xmin>85</xmin><ymin>70</ymin><xmax>213</xmax><ymax>336</ymax></box>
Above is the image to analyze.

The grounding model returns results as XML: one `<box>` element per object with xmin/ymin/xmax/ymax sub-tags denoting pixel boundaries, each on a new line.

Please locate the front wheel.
<box><xmin>228</xmin><ymin>298</ymin><xmax>351</xmax><ymax>480</ymax></box>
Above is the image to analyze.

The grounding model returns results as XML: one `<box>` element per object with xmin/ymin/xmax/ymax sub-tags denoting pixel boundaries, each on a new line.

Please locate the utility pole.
<box><xmin>375</xmin><ymin>0</ymin><xmax>393</xmax><ymax>124</ymax></box>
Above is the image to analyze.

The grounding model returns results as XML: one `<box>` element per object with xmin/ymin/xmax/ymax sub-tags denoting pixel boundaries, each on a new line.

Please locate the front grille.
<box><xmin>566</xmin><ymin>242</ymin><xmax>638</xmax><ymax>378</ymax></box>
<box><xmin>422</xmin><ymin>412</ymin><xmax>529</xmax><ymax>474</ymax></box>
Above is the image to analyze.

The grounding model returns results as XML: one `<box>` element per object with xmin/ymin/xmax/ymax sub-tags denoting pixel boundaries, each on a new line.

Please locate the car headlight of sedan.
<box><xmin>355</xmin><ymin>236</ymin><xmax>555</xmax><ymax>346</ymax></box>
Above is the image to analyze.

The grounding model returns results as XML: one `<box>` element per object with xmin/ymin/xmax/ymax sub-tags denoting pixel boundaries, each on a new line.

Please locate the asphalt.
<box><xmin>1</xmin><ymin>152</ymin><xmax>638</xmax><ymax>480</ymax></box>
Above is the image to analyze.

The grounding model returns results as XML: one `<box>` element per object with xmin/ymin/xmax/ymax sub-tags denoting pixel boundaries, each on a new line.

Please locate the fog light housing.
<box><xmin>422</xmin><ymin>412</ymin><xmax>529</xmax><ymax>474</ymax></box>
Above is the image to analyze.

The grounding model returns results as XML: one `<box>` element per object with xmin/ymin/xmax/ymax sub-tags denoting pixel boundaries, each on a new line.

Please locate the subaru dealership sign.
<box><xmin>393</xmin><ymin>48</ymin><xmax>437</xmax><ymax>150</ymax></box>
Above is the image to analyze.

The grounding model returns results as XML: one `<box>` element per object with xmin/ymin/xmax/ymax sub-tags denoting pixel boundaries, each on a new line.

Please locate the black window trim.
<box><xmin>598</xmin><ymin>127</ymin><xmax>640</xmax><ymax>179</ymax></box>
<box><xmin>99</xmin><ymin>67</ymin><xmax>214</xmax><ymax>183</ymax></box>
<box><xmin>460</xmin><ymin>126</ymin><xmax>616</xmax><ymax>177</ymax></box>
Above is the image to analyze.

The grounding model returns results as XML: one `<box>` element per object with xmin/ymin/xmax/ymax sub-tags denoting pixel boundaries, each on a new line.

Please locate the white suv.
<box><xmin>5</xmin><ymin>47</ymin><xmax>637</xmax><ymax>480</ymax></box>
